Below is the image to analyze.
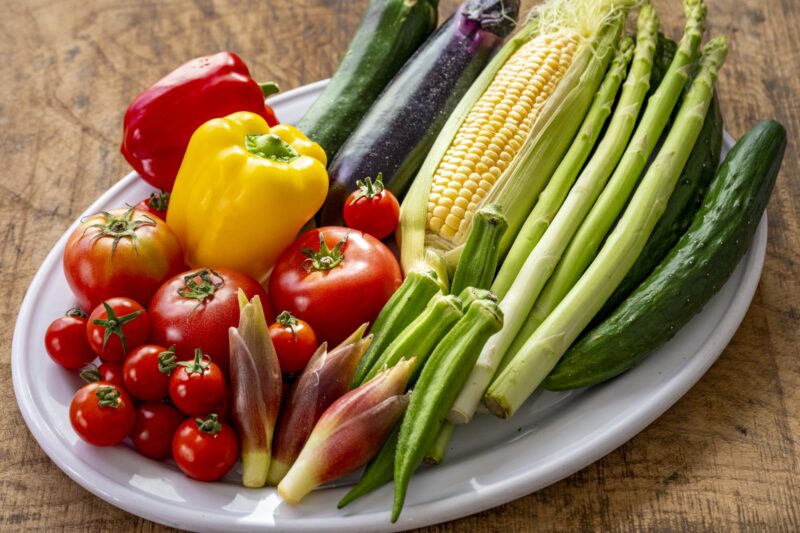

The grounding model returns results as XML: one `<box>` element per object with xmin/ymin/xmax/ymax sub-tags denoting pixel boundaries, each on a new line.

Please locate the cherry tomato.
<box><xmin>63</xmin><ymin>207</ymin><xmax>185</xmax><ymax>310</ymax></box>
<box><xmin>135</xmin><ymin>189</ymin><xmax>170</xmax><ymax>221</ymax></box>
<box><xmin>123</xmin><ymin>344</ymin><xmax>173</xmax><ymax>401</ymax></box>
<box><xmin>44</xmin><ymin>307</ymin><xmax>94</xmax><ymax>370</ymax></box>
<box><xmin>69</xmin><ymin>382</ymin><xmax>135</xmax><ymax>446</ymax></box>
<box><xmin>343</xmin><ymin>174</ymin><xmax>400</xmax><ymax>239</ymax></box>
<box><xmin>80</xmin><ymin>362</ymin><xmax>126</xmax><ymax>390</ymax></box>
<box><xmin>131</xmin><ymin>402</ymin><xmax>186</xmax><ymax>459</ymax></box>
<box><xmin>172</xmin><ymin>414</ymin><xmax>238</xmax><ymax>481</ymax></box>
<box><xmin>269</xmin><ymin>311</ymin><xmax>318</xmax><ymax>374</ymax></box>
<box><xmin>269</xmin><ymin>227</ymin><xmax>402</xmax><ymax>346</ymax></box>
<box><xmin>86</xmin><ymin>298</ymin><xmax>150</xmax><ymax>362</ymax></box>
<box><xmin>168</xmin><ymin>349</ymin><xmax>226</xmax><ymax>416</ymax></box>
<box><xmin>149</xmin><ymin>268</ymin><xmax>273</xmax><ymax>375</ymax></box>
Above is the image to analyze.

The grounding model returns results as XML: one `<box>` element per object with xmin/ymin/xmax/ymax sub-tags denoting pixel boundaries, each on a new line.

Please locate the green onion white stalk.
<box><xmin>485</xmin><ymin>35</ymin><xmax>727</xmax><ymax>418</ymax></box>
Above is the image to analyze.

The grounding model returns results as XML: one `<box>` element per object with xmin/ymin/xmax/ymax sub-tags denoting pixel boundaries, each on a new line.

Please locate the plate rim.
<box><xmin>11</xmin><ymin>81</ymin><xmax>766</xmax><ymax>532</ymax></box>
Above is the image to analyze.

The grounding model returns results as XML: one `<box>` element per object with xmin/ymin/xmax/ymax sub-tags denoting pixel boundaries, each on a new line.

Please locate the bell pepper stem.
<box><xmin>246</xmin><ymin>133</ymin><xmax>299</xmax><ymax>163</ymax></box>
<box><xmin>259</xmin><ymin>82</ymin><xmax>281</xmax><ymax>98</ymax></box>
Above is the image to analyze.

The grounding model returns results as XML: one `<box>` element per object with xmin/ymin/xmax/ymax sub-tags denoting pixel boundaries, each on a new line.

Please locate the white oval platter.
<box><xmin>12</xmin><ymin>81</ymin><xmax>764</xmax><ymax>532</ymax></box>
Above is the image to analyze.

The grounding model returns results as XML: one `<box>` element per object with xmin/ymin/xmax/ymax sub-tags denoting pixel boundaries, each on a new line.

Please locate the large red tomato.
<box><xmin>64</xmin><ymin>207</ymin><xmax>185</xmax><ymax>310</ymax></box>
<box><xmin>269</xmin><ymin>227</ymin><xmax>402</xmax><ymax>346</ymax></box>
<box><xmin>148</xmin><ymin>268</ymin><xmax>273</xmax><ymax>375</ymax></box>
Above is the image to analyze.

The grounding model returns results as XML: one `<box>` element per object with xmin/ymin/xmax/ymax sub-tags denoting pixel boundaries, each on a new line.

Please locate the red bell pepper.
<box><xmin>121</xmin><ymin>52</ymin><xmax>280</xmax><ymax>191</ymax></box>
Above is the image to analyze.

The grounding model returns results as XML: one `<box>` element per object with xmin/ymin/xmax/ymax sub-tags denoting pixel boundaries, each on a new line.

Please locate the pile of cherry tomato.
<box><xmin>45</xmin><ymin>182</ymin><xmax>403</xmax><ymax>483</ymax></box>
<box><xmin>49</xmin><ymin>295</ymin><xmax>238</xmax><ymax>481</ymax></box>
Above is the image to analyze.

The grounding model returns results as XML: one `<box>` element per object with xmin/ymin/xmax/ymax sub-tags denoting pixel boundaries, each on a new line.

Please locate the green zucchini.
<box><xmin>596</xmin><ymin>94</ymin><xmax>723</xmax><ymax>321</ymax></box>
<box><xmin>543</xmin><ymin>120</ymin><xmax>786</xmax><ymax>391</ymax></box>
<box><xmin>297</xmin><ymin>0</ymin><xmax>438</xmax><ymax>159</ymax></box>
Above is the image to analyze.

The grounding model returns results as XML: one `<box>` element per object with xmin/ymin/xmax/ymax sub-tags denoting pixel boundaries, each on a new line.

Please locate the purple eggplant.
<box><xmin>318</xmin><ymin>0</ymin><xmax>520</xmax><ymax>226</ymax></box>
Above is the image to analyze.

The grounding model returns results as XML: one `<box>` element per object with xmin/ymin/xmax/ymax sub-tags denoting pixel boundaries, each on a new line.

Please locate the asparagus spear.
<box><xmin>447</xmin><ymin>4</ymin><xmax>659</xmax><ymax>424</ymax></box>
<box><xmin>485</xmin><ymin>36</ymin><xmax>728</xmax><ymax>418</ymax></box>
<box><xmin>524</xmin><ymin>0</ymin><xmax>707</xmax><ymax>335</ymax></box>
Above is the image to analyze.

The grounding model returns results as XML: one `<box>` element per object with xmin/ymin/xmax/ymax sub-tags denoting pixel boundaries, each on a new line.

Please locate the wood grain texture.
<box><xmin>1</xmin><ymin>0</ymin><xmax>798</xmax><ymax>530</ymax></box>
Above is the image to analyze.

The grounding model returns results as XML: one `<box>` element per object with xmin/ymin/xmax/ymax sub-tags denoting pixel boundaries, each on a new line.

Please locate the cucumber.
<box><xmin>297</xmin><ymin>0</ymin><xmax>438</xmax><ymax>159</ymax></box>
<box><xmin>595</xmin><ymin>94</ymin><xmax>723</xmax><ymax>321</ymax></box>
<box><xmin>543</xmin><ymin>120</ymin><xmax>786</xmax><ymax>391</ymax></box>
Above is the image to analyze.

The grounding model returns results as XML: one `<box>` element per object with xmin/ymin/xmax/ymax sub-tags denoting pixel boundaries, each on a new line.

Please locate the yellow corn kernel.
<box><xmin>426</xmin><ymin>31</ymin><xmax>579</xmax><ymax>243</ymax></box>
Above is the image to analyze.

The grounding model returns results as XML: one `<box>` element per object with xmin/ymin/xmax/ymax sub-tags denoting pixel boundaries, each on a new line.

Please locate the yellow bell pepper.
<box><xmin>167</xmin><ymin>111</ymin><xmax>328</xmax><ymax>281</ymax></box>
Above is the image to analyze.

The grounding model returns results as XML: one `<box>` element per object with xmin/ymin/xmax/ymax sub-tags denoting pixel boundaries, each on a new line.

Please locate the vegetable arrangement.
<box><xmin>41</xmin><ymin>0</ymin><xmax>786</xmax><ymax>524</ymax></box>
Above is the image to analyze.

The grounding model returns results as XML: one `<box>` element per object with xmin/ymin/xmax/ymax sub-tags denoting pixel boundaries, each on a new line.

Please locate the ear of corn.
<box><xmin>398</xmin><ymin>0</ymin><xmax>635</xmax><ymax>274</ymax></box>
<box><xmin>426</xmin><ymin>32</ymin><xmax>579</xmax><ymax>243</ymax></box>
<box><xmin>491</xmin><ymin>35</ymin><xmax>635</xmax><ymax>299</ymax></box>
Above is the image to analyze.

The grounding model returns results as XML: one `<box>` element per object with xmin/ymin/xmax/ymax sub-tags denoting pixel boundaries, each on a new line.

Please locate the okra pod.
<box><xmin>449</xmin><ymin>204</ymin><xmax>508</xmax><ymax>295</ymax></box>
<box><xmin>352</xmin><ymin>269</ymin><xmax>440</xmax><ymax>386</ymax></box>
<box><xmin>392</xmin><ymin>297</ymin><xmax>503</xmax><ymax>522</ymax></box>
<box><xmin>361</xmin><ymin>294</ymin><xmax>463</xmax><ymax>385</ymax></box>
<box><xmin>424</xmin><ymin>421</ymin><xmax>454</xmax><ymax>465</ymax></box>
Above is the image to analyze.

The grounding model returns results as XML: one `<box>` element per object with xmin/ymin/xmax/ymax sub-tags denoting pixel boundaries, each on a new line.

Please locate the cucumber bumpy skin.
<box><xmin>544</xmin><ymin>120</ymin><xmax>786</xmax><ymax>390</ymax></box>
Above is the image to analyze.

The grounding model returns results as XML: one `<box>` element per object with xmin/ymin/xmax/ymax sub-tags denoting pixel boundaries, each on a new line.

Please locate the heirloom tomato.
<box><xmin>63</xmin><ymin>207</ymin><xmax>184</xmax><ymax>310</ymax></box>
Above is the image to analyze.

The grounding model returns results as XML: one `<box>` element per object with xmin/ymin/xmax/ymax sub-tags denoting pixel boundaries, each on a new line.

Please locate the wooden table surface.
<box><xmin>2</xmin><ymin>0</ymin><xmax>798</xmax><ymax>530</ymax></box>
